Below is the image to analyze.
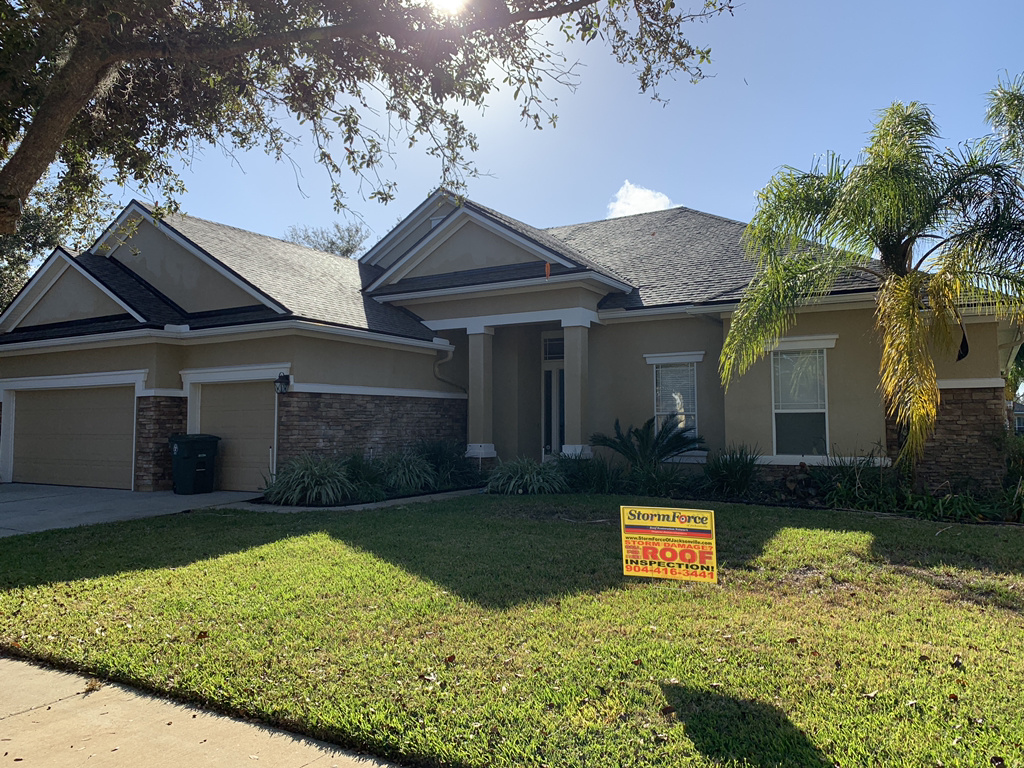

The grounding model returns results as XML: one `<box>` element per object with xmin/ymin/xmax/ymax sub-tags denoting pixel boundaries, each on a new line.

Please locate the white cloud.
<box><xmin>606</xmin><ymin>180</ymin><xmax>674</xmax><ymax>219</ymax></box>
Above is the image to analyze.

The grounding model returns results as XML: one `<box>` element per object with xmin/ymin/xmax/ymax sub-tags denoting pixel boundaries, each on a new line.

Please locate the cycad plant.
<box><xmin>590</xmin><ymin>416</ymin><xmax>703</xmax><ymax>494</ymax></box>
<box><xmin>721</xmin><ymin>77</ymin><xmax>1024</xmax><ymax>464</ymax></box>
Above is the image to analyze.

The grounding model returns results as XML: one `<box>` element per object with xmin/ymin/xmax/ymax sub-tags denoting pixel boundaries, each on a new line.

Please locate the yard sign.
<box><xmin>620</xmin><ymin>506</ymin><xmax>717</xmax><ymax>583</ymax></box>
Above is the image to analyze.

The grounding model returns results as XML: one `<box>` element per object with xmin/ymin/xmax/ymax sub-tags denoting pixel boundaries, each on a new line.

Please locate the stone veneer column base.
<box><xmin>134</xmin><ymin>396</ymin><xmax>188</xmax><ymax>491</ymax></box>
<box><xmin>886</xmin><ymin>386</ymin><xmax>1006</xmax><ymax>494</ymax></box>
<box><xmin>277</xmin><ymin>392</ymin><xmax>468</xmax><ymax>465</ymax></box>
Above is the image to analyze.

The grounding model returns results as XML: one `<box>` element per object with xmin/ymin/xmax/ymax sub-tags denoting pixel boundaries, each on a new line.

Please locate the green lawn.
<box><xmin>2</xmin><ymin>495</ymin><xmax>1023</xmax><ymax>767</ymax></box>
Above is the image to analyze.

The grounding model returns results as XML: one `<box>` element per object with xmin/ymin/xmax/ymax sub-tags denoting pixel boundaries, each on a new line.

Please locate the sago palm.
<box><xmin>720</xmin><ymin>82</ymin><xmax>1024</xmax><ymax>463</ymax></box>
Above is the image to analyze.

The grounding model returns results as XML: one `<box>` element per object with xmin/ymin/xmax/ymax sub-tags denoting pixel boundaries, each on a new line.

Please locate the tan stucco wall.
<box><xmin>0</xmin><ymin>333</ymin><xmax>461</xmax><ymax>395</ymax></box>
<box><xmin>398</xmin><ymin>286</ymin><xmax>603</xmax><ymax>322</ymax></box>
<box><xmin>588</xmin><ymin>317</ymin><xmax>727</xmax><ymax>452</ymax></box>
<box><xmin>934</xmin><ymin>320</ymin><xmax>1002</xmax><ymax>380</ymax></box>
<box><xmin>370</xmin><ymin>199</ymin><xmax>457</xmax><ymax>271</ymax></box>
<box><xmin>724</xmin><ymin>308</ymin><xmax>888</xmax><ymax>457</ymax></box>
<box><xmin>18</xmin><ymin>267</ymin><xmax>125</xmax><ymax>327</ymax></box>
<box><xmin>106</xmin><ymin>218</ymin><xmax>258</xmax><ymax>313</ymax></box>
<box><xmin>401</xmin><ymin>220</ymin><xmax>540</xmax><ymax>280</ymax></box>
<box><xmin>0</xmin><ymin>343</ymin><xmax>170</xmax><ymax>389</ymax></box>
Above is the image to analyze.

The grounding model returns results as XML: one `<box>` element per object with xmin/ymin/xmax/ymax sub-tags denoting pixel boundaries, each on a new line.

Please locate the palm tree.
<box><xmin>720</xmin><ymin>83</ymin><xmax>1024</xmax><ymax>464</ymax></box>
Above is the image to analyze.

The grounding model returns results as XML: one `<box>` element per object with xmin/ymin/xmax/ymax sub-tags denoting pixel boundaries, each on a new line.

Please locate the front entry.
<box><xmin>542</xmin><ymin>334</ymin><xmax>565</xmax><ymax>458</ymax></box>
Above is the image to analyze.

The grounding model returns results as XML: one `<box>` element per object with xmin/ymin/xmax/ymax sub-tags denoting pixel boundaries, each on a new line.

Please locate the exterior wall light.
<box><xmin>274</xmin><ymin>372</ymin><xmax>291</xmax><ymax>394</ymax></box>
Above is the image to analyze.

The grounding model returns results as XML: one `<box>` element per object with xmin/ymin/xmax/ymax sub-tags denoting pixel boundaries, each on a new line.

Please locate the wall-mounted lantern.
<box><xmin>274</xmin><ymin>372</ymin><xmax>291</xmax><ymax>394</ymax></box>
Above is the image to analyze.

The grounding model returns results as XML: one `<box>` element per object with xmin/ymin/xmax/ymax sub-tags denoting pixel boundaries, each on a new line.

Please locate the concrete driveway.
<box><xmin>0</xmin><ymin>483</ymin><xmax>259</xmax><ymax>538</ymax></box>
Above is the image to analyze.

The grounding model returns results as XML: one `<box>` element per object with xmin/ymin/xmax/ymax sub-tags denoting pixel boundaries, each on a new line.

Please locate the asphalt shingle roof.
<box><xmin>146</xmin><ymin>206</ymin><xmax>436</xmax><ymax>341</ymax></box>
<box><xmin>544</xmin><ymin>206</ymin><xmax>878</xmax><ymax>310</ymax></box>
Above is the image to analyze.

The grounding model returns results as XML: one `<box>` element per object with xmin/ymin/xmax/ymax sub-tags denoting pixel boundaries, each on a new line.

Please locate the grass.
<box><xmin>2</xmin><ymin>495</ymin><xmax>1023</xmax><ymax>767</ymax></box>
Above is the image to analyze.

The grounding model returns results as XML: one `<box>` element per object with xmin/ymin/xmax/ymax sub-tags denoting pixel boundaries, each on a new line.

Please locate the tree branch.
<box><xmin>116</xmin><ymin>0</ymin><xmax>600</xmax><ymax>63</ymax></box>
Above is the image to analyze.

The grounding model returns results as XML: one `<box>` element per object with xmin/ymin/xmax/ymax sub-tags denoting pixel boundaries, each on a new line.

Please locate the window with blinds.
<box><xmin>655</xmin><ymin>362</ymin><xmax>697</xmax><ymax>433</ymax></box>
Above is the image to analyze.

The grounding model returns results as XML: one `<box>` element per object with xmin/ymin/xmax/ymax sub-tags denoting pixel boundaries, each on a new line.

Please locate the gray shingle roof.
<box><xmin>146</xmin><ymin>206</ymin><xmax>436</xmax><ymax>341</ymax></box>
<box><xmin>544</xmin><ymin>206</ymin><xmax>878</xmax><ymax>310</ymax></box>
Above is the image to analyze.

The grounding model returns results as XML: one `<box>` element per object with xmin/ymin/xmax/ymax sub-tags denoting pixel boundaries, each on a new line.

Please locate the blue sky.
<box><xmin>112</xmin><ymin>0</ymin><xmax>1024</xmax><ymax>245</ymax></box>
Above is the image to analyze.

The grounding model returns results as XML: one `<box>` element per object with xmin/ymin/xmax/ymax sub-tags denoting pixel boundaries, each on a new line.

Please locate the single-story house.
<box><xmin>0</xmin><ymin>189</ymin><xmax>1017</xmax><ymax>492</ymax></box>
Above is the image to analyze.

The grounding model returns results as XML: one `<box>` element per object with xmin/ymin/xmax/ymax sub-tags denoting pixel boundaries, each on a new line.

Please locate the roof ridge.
<box><xmin>544</xmin><ymin>204</ymin><xmax>751</xmax><ymax>232</ymax></box>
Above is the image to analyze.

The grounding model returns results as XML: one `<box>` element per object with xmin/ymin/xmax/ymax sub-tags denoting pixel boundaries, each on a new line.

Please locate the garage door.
<box><xmin>199</xmin><ymin>381</ymin><xmax>276</xmax><ymax>491</ymax></box>
<box><xmin>12</xmin><ymin>387</ymin><xmax>136</xmax><ymax>489</ymax></box>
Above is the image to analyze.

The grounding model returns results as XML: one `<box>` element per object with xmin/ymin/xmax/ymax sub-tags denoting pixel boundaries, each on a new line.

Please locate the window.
<box><xmin>772</xmin><ymin>348</ymin><xmax>827</xmax><ymax>455</ymax></box>
<box><xmin>655</xmin><ymin>363</ymin><xmax>697</xmax><ymax>433</ymax></box>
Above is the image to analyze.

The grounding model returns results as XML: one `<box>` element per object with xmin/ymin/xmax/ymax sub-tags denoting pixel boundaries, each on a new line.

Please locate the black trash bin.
<box><xmin>169</xmin><ymin>434</ymin><xmax>221</xmax><ymax>494</ymax></box>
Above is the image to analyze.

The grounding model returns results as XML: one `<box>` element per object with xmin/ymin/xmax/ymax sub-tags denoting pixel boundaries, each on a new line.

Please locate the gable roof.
<box><xmin>143</xmin><ymin>206</ymin><xmax>433</xmax><ymax>340</ymax></box>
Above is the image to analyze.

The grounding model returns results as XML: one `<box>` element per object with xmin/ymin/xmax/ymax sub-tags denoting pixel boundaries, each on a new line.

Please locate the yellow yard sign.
<box><xmin>620</xmin><ymin>505</ymin><xmax>717</xmax><ymax>583</ymax></box>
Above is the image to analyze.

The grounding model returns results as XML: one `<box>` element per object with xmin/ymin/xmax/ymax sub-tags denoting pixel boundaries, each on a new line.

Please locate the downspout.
<box><xmin>433</xmin><ymin>347</ymin><xmax>467</xmax><ymax>395</ymax></box>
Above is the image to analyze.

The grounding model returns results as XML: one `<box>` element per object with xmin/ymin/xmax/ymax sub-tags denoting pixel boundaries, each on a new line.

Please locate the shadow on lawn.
<box><xmin>1</xmin><ymin>496</ymin><xmax>1022</xmax><ymax>613</ymax></box>
<box><xmin>662</xmin><ymin>684</ymin><xmax>830</xmax><ymax>767</ymax></box>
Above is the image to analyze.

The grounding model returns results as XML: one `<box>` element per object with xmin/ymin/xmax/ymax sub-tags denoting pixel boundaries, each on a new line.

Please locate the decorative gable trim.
<box><xmin>94</xmin><ymin>201</ymin><xmax>288</xmax><ymax>315</ymax></box>
<box><xmin>365</xmin><ymin>204</ymin><xmax>583</xmax><ymax>294</ymax></box>
<box><xmin>0</xmin><ymin>247</ymin><xmax>146</xmax><ymax>332</ymax></box>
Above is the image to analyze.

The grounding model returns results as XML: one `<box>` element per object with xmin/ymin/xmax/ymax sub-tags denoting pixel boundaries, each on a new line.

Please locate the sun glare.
<box><xmin>429</xmin><ymin>0</ymin><xmax>467</xmax><ymax>15</ymax></box>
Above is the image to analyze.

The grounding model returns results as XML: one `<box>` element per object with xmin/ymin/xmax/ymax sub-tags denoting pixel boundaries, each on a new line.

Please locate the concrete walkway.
<box><xmin>0</xmin><ymin>484</ymin><xmax>258</xmax><ymax>538</ymax></box>
<box><xmin>0</xmin><ymin>657</ymin><xmax>397</xmax><ymax>767</ymax></box>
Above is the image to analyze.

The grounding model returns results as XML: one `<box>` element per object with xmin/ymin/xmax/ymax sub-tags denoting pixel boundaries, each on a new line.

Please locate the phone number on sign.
<box><xmin>624</xmin><ymin>563</ymin><xmax>716</xmax><ymax>579</ymax></box>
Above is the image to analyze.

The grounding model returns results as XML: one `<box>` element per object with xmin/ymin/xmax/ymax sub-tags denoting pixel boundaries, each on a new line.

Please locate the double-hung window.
<box><xmin>772</xmin><ymin>348</ymin><xmax>828</xmax><ymax>455</ymax></box>
<box><xmin>645</xmin><ymin>352</ymin><xmax>703</xmax><ymax>435</ymax></box>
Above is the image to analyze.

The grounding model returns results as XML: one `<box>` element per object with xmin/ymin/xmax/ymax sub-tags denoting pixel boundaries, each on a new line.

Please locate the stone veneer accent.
<box><xmin>134</xmin><ymin>396</ymin><xmax>187</xmax><ymax>491</ymax></box>
<box><xmin>887</xmin><ymin>386</ymin><xmax>1007</xmax><ymax>494</ymax></box>
<box><xmin>277</xmin><ymin>392</ymin><xmax>468</xmax><ymax>464</ymax></box>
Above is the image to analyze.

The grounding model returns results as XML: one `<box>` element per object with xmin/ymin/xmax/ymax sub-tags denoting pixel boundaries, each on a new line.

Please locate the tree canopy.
<box><xmin>283</xmin><ymin>221</ymin><xmax>369</xmax><ymax>258</ymax></box>
<box><xmin>720</xmin><ymin>79</ymin><xmax>1024</xmax><ymax>463</ymax></box>
<box><xmin>0</xmin><ymin>0</ymin><xmax>734</xmax><ymax>236</ymax></box>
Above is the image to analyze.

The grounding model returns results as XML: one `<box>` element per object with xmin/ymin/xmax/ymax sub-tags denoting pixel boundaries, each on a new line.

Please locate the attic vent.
<box><xmin>543</xmin><ymin>336</ymin><xmax>564</xmax><ymax>361</ymax></box>
<box><xmin>430</xmin><ymin>216</ymin><xmax>446</xmax><ymax>229</ymax></box>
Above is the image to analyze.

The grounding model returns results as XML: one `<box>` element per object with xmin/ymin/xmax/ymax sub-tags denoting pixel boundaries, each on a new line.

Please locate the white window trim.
<box><xmin>643</xmin><ymin>351</ymin><xmax>705</xmax><ymax>365</ymax></box>
<box><xmin>757</xmin><ymin>454</ymin><xmax>890</xmax><ymax>467</ymax></box>
<box><xmin>771</xmin><ymin>348</ymin><xmax>830</xmax><ymax>457</ymax></box>
<box><xmin>769</xmin><ymin>334</ymin><xmax>838</xmax><ymax>352</ymax></box>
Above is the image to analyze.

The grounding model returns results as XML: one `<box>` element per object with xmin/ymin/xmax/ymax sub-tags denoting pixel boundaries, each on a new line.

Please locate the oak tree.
<box><xmin>0</xmin><ymin>0</ymin><xmax>734</xmax><ymax>235</ymax></box>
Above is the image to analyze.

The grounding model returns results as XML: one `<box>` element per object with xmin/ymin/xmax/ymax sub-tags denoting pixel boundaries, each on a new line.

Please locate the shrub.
<box><xmin>487</xmin><ymin>457</ymin><xmax>569</xmax><ymax>495</ymax></box>
<box><xmin>590</xmin><ymin>416</ymin><xmax>703</xmax><ymax>495</ymax></box>
<box><xmin>703</xmin><ymin>444</ymin><xmax>762</xmax><ymax>498</ymax></box>
<box><xmin>377</xmin><ymin>450</ymin><xmax>438</xmax><ymax>495</ymax></box>
<box><xmin>415</xmin><ymin>439</ymin><xmax>482</xmax><ymax>489</ymax></box>
<box><xmin>264</xmin><ymin>454</ymin><xmax>355</xmax><ymax>506</ymax></box>
<box><xmin>556</xmin><ymin>453</ymin><xmax>625</xmax><ymax>494</ymax></box>
<box><xmin>810</xmin><ymin>453</ymin><xmax>903</xmax><ymax>512</ymax></box>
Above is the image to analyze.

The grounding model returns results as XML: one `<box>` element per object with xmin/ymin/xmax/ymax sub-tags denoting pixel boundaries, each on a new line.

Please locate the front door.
<box><xmin>542</xmin><ymin>334</ymin><xmax>565</xmax><ymax>458</ymax></box>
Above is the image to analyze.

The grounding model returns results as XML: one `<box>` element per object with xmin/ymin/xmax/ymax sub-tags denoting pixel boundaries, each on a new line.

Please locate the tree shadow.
<box><xmin>662</xmin><ymin>684</ymin><xmax>831</xmax><ymax>768</ymax></box>
<box><xmin>1</xmin><ymin>495</ymin><xmax>1022</xmax><ymax>613</ymax></box>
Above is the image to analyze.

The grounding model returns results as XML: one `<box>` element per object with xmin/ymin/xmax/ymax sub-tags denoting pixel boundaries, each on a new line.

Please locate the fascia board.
<box><xmin>360</xmin><ymin>189</ymin><xmax>455</xmax><ymax>267</ymax></box>
<box><xmin>366</xmin><ymin>206</ymin><xmax>582</xmax><ymax>293</ymax></box>
<box><xmin>375</xmin><ymin>271</ymin><xmax>632</xmax><ymax>304</ymax></box>
<box><xmin>0</xmin><ymin>319</ymin><xmax>454</xmax><ymax>356</ymax></box>
<box><xmin>94</xmin><ymin>201</ymin><xmax>288</xmax><ymax>315</ymax></box>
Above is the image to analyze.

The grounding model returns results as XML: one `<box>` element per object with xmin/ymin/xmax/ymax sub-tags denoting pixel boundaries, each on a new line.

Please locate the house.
<box><xmin>0</xmin><ymin>189</ymin><xmax>1017</xmax><ymax>493</ymax></box>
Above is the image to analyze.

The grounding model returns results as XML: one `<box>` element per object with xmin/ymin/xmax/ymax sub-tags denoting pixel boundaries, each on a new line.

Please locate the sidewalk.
<box><xmin>0</xmin><ymin>657</ymin><xmax>398</xmax><ymax>767</ymax></box>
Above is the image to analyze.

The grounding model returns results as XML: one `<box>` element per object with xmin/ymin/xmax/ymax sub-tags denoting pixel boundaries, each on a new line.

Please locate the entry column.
<box><xmin>562</xmin><ymin>323</ymin><xmax>592</xmax><ymax>457</ymax></box>
<box><xmin>466</xmin><ymin>329</ymin><xmax>496</xmax><ymax>458</ymax></box>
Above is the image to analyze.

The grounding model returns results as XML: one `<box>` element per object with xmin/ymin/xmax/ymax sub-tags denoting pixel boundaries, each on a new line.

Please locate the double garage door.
<box><xmin>9</xmin><ymin>381</ymin><xmax>275</xmax><ymax>492</ymax></box>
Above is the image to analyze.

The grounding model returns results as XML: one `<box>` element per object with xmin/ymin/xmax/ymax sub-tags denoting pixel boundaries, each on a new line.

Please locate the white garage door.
<box><xmin>199</xmin><ymin>381</ymin><xmax>276</xmax><ymax>491</ymax></box>
<box><xmin>12</xmin><ymin>386</ymin><xmax>136</xmax><ymax>489</ymax></box>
